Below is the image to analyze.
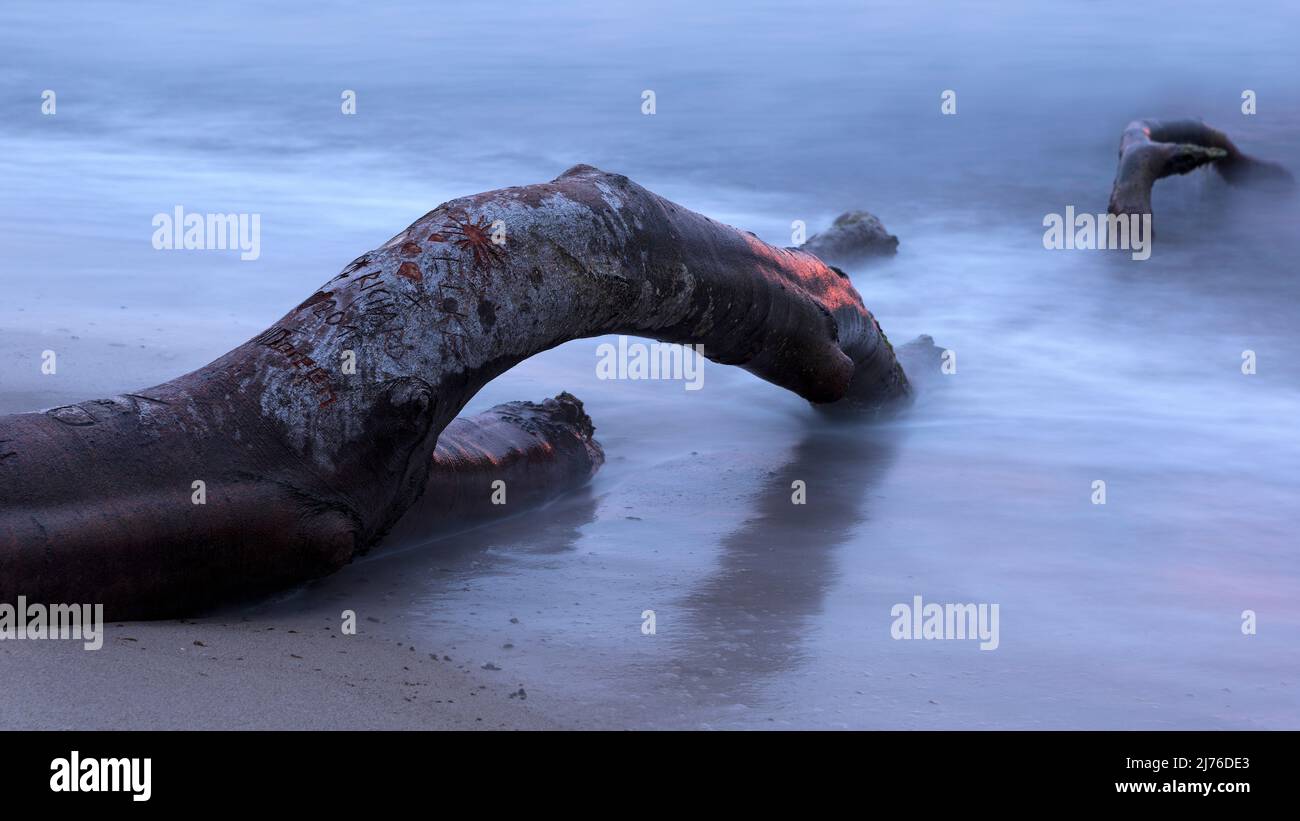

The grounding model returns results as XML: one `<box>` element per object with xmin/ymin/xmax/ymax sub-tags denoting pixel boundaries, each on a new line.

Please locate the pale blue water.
<box><xmin>1</xmin><ymin>0</ymin><xmax>1297</xmax><ymax>727</ymax></box>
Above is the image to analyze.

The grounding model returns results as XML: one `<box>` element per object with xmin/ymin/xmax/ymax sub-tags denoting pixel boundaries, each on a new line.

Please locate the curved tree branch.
<box><xmin>1108</xmin><ymin>118</ymin><xmax>1294</xmax><ymax>218</ymax></box>
<box><xmin>0</xmin><ymin>165</ymin><xmax>909</xmax><ymax>618</ymax></box>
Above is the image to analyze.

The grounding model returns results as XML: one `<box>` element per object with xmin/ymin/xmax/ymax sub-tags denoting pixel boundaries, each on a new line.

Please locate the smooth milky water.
<box><xmin>2</xmin><ymin>0</ymin><xmax>1297</xmax><ymax>727</ymax></box>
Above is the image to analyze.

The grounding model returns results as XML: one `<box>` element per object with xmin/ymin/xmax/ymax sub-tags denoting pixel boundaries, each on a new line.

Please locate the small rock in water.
<box><xmin>895</xmin><ymin>334</ymin><xmax>945</xmax><ymax>383</ymax></box>
<box><xmin>802</xmin><ymin>210</ymin><xmax>899</xmax><ymax>263</ymax></box>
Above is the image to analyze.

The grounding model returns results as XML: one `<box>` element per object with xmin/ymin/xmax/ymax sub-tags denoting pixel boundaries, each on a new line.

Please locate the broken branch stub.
<box><xmin>0</xmin><ymin>165</ymin><xmax>909</xmax><ymax>618</ymax></box>
<box><xmin>386</xmin><ymin>391</ymin><xmax>604</xmax><ymax>543</ymax></box>
<box><xmin>1107</xmin><ymin>119</ymin><xmax>1294</xmax><ymax>218</ymax></box>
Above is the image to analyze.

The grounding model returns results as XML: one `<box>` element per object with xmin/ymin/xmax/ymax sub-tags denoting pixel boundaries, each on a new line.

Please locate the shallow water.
<box><xmin>2</xmin><ymin>0</ymin><xmax>1298</xmax><ymax>727</ymax></box>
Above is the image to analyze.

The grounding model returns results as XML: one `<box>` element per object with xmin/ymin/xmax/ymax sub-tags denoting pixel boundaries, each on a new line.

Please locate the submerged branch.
<box><xmin>1107</xmin><ymin>118</ymin><xmax>1294</xmax><ymax>218</ymax></box>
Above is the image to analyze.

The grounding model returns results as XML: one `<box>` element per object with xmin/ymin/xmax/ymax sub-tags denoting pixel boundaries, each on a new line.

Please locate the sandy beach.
<box><xmin>1</xmin><ymin>604</ymin><xmax>560</xmax><ymax>731</ymax></box>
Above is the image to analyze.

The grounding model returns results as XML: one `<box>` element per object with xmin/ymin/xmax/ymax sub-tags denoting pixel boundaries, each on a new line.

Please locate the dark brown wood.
<box><xmin>0</xmin><ymin>165</ymin><xmax>909</xmax><ymax>618</ymax></box>
<box><xmin>1108</xmin><ymin>119</ymin><xmax>1293</xmax><ymax>218</ymax></box>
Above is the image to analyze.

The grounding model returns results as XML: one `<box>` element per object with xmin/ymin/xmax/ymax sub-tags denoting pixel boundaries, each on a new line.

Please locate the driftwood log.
<box><xmin>384</xmin><ymin>392</ymin><xmax>603</xmax><ymax>545</ymax></box>
<box><xmin>0</xmin><ymin>165</ymin><xmax>909</xmax><ymax>619</ymax></box>
<box><xmin>1108</xmin><ymin>118</ymin><xmax>1294</xmax><ymax>218</ymax></box>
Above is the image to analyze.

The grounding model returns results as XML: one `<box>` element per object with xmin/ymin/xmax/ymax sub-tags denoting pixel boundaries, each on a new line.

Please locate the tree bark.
<box><xmin>1107</xmin><ymin>118</ymin><xmax>1294</xmax><ymax>218</ymax></box>
<box><xmin>0</xmin><ymin>165</ymin><xmax>909</xmax><ymax>618</ymax></box>
<box><xmin>385</xmin><ymin>392</ymin><xmax>603</xmax><ymax>544</ymax></box>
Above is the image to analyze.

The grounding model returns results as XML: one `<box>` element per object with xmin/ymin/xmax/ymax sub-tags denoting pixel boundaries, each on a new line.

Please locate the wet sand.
<box><xmin>1</xmin><ymin>607</ymin><xmax>558</xmax><ymax>731</ymax></box>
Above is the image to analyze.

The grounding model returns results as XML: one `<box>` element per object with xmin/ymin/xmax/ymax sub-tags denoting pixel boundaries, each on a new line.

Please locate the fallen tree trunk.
<box><xmin>0</xmin><ymin>394</ymin><xmax>602</xmax><ymax>619</ymax></box>
<box><xmin>1107</xmin><ymin>118</ymin><xmax>1294</xmax><ymax>218</ymax></box>
<box><xmin>0</xmin><ymin>165</ymin><xmax>909</xmax><ymax>618</ymax></box>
